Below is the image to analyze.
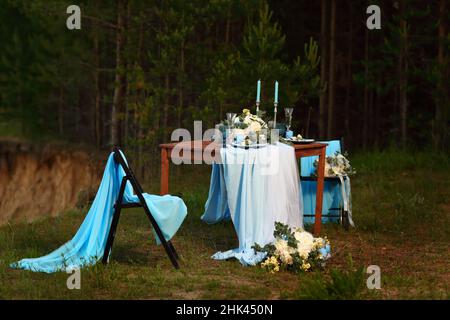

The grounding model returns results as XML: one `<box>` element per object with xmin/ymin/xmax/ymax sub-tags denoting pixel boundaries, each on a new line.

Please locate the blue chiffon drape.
<box><xmin>11</xmin><ymin>152</ymin><xmax>187</xmax><ymax>273</ymax></box>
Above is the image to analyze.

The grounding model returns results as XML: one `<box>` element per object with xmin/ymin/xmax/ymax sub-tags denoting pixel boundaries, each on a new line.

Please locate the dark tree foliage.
<box><xmin>0</xmin><ymin>0</ymin><xmax>448</xmax><ymax>176</ymax></box>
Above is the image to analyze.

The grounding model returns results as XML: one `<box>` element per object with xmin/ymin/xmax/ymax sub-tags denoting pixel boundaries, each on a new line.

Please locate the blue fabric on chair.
<box><xmin>301</xmin><ymin>140</ymin><xmax>341</xmax><ymax>225</ymax></box>
<box><xmin>11</xmin><ymin>152</ymin><xmax>187</xmax><ymax>273</ymax></box>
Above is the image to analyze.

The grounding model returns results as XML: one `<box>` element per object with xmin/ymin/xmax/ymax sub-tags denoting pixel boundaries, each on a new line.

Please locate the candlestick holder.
<box><xmin>273</xmin><ymin>102</ymin><xmax>278</xmax><ymax>130</ymax></box>
<box><xmin>256</xmin><ymin>102</ymin><xmax>260</xmax><ymax>116</ymax></box>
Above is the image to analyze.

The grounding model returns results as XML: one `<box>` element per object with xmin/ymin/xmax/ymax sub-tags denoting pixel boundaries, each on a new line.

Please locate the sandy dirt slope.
<box><xmin>0</xmin><ymin>139</ymin><xmax>103</xmax><ymax>225</ymax></box>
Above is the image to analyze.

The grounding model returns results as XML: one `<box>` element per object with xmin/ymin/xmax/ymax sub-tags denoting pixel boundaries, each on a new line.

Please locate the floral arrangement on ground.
<box><xmin>253</xmin><ymin>222</ymin><xmax>331</xmax><ymax>273</ymax></box>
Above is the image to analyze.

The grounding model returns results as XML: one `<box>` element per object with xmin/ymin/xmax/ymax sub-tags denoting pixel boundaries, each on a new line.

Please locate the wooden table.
<box><xmin>159</xmin><ymin>140</ymin><xmax>327</xmax><ymax>235</ymax></box>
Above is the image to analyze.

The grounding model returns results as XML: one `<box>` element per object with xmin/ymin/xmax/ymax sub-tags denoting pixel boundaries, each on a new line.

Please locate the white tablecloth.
<box><xmin>201</xmin><ymin>142</ymin><xmax>303</xmax><ymax>265</ymax></box>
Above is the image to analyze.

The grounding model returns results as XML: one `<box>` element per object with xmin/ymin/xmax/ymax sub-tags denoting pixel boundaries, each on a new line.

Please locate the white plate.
<box><xmin>231</xmin><ymin>142</ymin><xmax>268</xmax><ymax>149</ymax></box>
<box><xmin>284</xmin><ymin>138</ymin><xmax>315</xmax><ymax>144</ymax></box>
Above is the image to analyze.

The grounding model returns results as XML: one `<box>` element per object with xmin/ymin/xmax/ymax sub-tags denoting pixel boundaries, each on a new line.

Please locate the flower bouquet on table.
<box><xmin>233</xmin><ymin>109</ymin><xmax>268</xmax><ymax>147</ymax></box>
<box><xmin>252</xmin><ymin>222</ymin><xmax>331</xmax><ymax>274</ymax></box>
<box><xmin>219</xmin><ymin>109</ymin><xmax>270</xmax><ymax>147</ymax></box>
<box><xmin>313</xmin><ymin>151</ymin><xmax>356</xmax><ymax>177</ymax></box>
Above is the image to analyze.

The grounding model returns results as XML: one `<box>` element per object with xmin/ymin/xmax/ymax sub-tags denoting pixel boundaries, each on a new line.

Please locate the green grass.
<box><xmin>294</xmin><ymin>262</ymin><xmax>367</xmax><ymax>300</ymax></box>
<box><xmin>0</xmin><ymin>150</ymin><xmax>449</xmax><ymax>299</ymax></box>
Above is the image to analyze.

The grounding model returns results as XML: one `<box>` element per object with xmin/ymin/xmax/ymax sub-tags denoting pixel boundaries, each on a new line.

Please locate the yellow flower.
<box><xmin>301</xmin><ymin>262</ymin><xmax>311</xmax><ymax>271</ymax></box>
<box><xmin>313</xmin><ymin>238</ymin><xmax>326</xmax><ymax>249</ymax></box>
<box><xmin>262</xmin><ymin>256</ymin><xmax>280</xmax><ymax>273</ymax></box>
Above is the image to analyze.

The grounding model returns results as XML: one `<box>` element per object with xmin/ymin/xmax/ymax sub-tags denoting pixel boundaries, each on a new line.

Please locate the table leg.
<box><xmin>314</xmin><ymin>147</ymin><xmax>326</xmax><ymax>236</ymax></box>
<box><xmin>160</xmin><ymin>147</ymin><xmax>169</xmax><ymax>195</ymax></box>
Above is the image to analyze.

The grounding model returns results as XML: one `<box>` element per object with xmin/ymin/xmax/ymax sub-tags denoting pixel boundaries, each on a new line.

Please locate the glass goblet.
<box><xmin>226</xmin><ymin>113</ymin><xmax>237</xmax><ymax>130</ymax></box>
<box><xmin>284</xmin><ymin>107</ymin><xmax>294</xmax><ymax>132</ymax></box>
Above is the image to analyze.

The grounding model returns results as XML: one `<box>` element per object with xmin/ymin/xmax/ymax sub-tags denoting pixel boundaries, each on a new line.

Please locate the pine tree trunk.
<box><xmin>163</xmin><ymin>73</ymin><xmax>170</xmax><ymax>130</ymax></box>
<box><xmin>344</xmin><ymin>1</ymin><xmax>353</xmax><ymax>145</ymax></box>
<box><xmin>369</xmin><ymin>82</ymin><xmax>375</xmax><ymax>145</ymax></box>
<box><xmin>136</xmin><ymin>20</ymin><xmax>144</xmax><ymax>176</ymax></box>
<box><xmin>94</xmin><ymin>28</ymin><xmax>101</xmax><ymax>148</ymax></box>
<box><xmin>58</xmin><ymin>86</ymin><xmax>64</xmax><ymax>136</ymax></box>
<box><xmin>178</xmin><ymin>40</ymin><xmax>185</xmax><ymax>129</ymax></box>
<box><xmin>327</xmin><ymin>0</ymin><xmax>336</xmax><ymax>139</ymax></box>
<box><xmin>434</xmin><ymin>0</ymin><xmax>447</xmax><ymax>150</ymax></box>
<box><xmin>225</xmin><ymin>6</ymin><xmax>231</xmax><ymax>44</ymax></box>
<box><xmin>123</xmin><ymin>2</ymin><xmax>131</xmax><ymax>147</ymax></box>
<box><xmin>319</xmin><ymin>0</ymin><xmax>328</xmax><ymax>139</ymax></box>
<box><xmin>363</xmin><ymin>27</ymin><xmax>369</xmax><ymax>149</ymax></box>
<box><xmin>399</xmin><ymin>0</ymin><xmax>408</xmax><ymax>149</ymax></box>
<box><xmin>374</xmin><ymin>78</ymin><xmax>381</xmax><ymax>148</ymax></box>
<box><xmin>111</xmin><ymin>0</ymin><xmax>127</xmax><ymax>147</ymax></box>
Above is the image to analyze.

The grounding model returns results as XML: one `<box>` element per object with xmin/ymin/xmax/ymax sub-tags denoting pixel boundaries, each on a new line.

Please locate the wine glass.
<box><xmin>284</xmin><ymin>107</ymin><xmax>294</xmax><ymax>131</ymax></box>
<box><xmin>226</xmin><ymin>113</ymin><xmax>237</xmax><ymax>129</ymax></box>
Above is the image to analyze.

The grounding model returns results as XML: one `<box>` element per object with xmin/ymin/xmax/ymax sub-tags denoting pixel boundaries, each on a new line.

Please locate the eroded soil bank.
<box><xmin>0</xmin><ymin>139</ymin><xmax>103</xmax><ymax>225</ymax></box>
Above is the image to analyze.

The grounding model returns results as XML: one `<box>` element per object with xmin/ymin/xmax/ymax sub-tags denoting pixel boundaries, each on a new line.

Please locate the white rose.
<box><xmin>295</xmin><ymin>231</ymin><xmax>314</xmax><ymax>258</ymax></box>
<box><xmin>294</xmin><ymin>231</ymin><xmax>314</xmax><ymax>245</ymax></box>
<box><xmin>274</xmin><ymin>238</ymin><xmax>289</xmax><ymax>253</ymax></box>
<box><xmin>243</xmin><ymin>115</ymin><xmax>252</xmax><ymax>126</ymax></box>
<box><xmin>249</xmin><ymin>121</ymin><xmax>262</xmax><ymax>133</ymax></box>
<box><xmin>297</xmin><ymin>244</ymin><xmax>314</xmax><ymax>259</ymax></box>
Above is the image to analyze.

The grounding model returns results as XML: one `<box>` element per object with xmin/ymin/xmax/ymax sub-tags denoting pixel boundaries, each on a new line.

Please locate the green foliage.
<box><xmin>289</xmin><ymin>38</ymin><xmax>322</xmax><ymax>106</ymax></box>
<box><xmin>252</xmin><ymin>221</ymin><xmax>297</xmax><ymax>254</ymax></box>
<box><xmin>204</xmin><ymin>2</ymin><xmax>321</xmax><ymax>116</ymax></box>
<box><xmin>0</xmin><ymin>0</ymin><xmax>445</xmax><ymax>153</ymax></box>
<box><xmin>295</xmin><ymin>257</ymin><xmax>366</xmax><ymax>300</ymax></box>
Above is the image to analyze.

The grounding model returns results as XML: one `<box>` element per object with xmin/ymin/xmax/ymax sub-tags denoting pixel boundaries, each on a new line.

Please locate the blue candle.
<box><xmin>274</xmin><ymin>81</ymin><xmax>279</xmax><ymax>104</ymax></box>
<box><xmin>256</xmin><ymin>80</ymin><xmax>261</xmax><ymax>103</ymax></box>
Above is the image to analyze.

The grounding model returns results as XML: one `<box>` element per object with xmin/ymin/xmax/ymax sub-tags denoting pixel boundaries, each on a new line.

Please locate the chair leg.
<box><xmin>139</xmin><ymin>199</ymin><xmax>180</xmax><ymax>269</ymax></box>
<box><xmin>168</xmin><ymin>241</ymin><xmax>179</xmax><ymax>260</ymax></box>
<box><xmin>102</xmin><ymin>205</ymin><xmax>122</xmax><ymax>264</ymax></box>
<box><xmin>156</xmin><ymin>233</ymin><xmax>180</xmax><ymax>269</ymax></box>
<box><xmin>102</xmin><ymin>178</ymin><xmax>128</xmax><ymax>264</ymax></box>
<box><xmin>342</xmin><ymin>210</ymin><xmax>350</xmax><ymax>231</ymax></box>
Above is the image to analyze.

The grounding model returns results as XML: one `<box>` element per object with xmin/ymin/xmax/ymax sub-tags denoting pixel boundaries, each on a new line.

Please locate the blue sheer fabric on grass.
<box><xmin>11</xmin><ymin>152</ymin><xmax>187</xmax><ymax>273</ymax></box>
<box><xmin>301</xmin><ymin>140</ymin><xmax>342</xmax><ymax>224</ymax></box>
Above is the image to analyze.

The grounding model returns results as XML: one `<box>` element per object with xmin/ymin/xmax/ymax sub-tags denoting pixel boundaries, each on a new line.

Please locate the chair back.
<box><xmin>300</xmin><ymin>139</ymin><xmax>342</xmax><ymax>176</ymax></box>
<box><xmin>113</xmin><ymin>147</ymin><xmax>145</xmax><ymax>194</ymax></box>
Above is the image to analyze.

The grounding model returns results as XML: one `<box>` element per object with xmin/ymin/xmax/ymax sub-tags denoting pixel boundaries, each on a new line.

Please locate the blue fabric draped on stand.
<box><xmin>11</xmin><ymin>152</ymin><xmax>187</xmax><ymax>273</ymax></box>
<box><xmin>301</xmin><ymin>140</ymin><xmax>341</xmax><ymax>224</ymax></box>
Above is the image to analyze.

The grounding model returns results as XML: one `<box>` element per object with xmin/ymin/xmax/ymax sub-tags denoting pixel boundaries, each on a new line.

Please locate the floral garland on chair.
<box><xmin>313</xmin><ymin>151</ymin><xmax>356</xmax><ymax>177</ymax></box>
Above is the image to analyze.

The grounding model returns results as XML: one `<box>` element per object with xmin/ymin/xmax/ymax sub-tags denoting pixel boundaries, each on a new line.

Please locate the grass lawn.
<box><xmin>0</xmin><ymin>150</ymin><xmax>449</xmax><ymax>299</ymax></box>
